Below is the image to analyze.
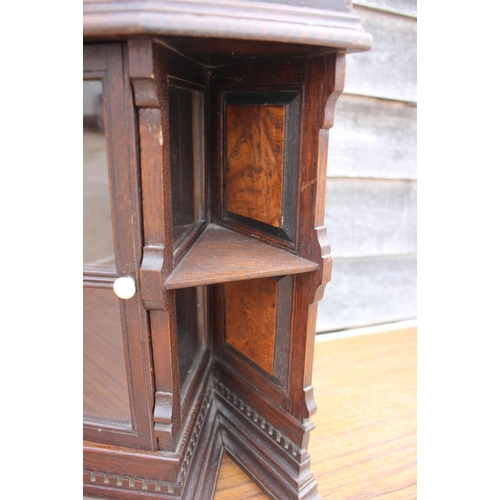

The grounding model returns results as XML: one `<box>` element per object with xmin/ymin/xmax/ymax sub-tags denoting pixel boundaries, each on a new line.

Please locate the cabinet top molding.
<box><xmin>83</xmin><ymin>0</ymin><xmax>372</xmax><ymax>53</ymax></box>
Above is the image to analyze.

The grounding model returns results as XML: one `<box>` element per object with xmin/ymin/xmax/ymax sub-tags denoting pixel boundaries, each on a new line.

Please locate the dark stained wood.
<box><xmin>83</xmin><ymin>0</ymin><xmax>372</xmax><ymax>53</ymax></box>
<box><xmin>226</xmin><ymin>104</ymin><xmax>285</xmax><ymax>228</ymax></box>
<box><xmin>164</xmin><ymin>224</ymin><xmax>318</xmax><ymax>290</ymax></box>
<box><xmin>128</xmin><ymin>39</ymin><xmax>184</xmax><ymax>454</ymax></box>
<box><xmin>154</xmin><ymin>41</ymin><xmax>209</xmax><ymax>266</ymax></box>
<box><xmin>138</xmin><ymin>108</ymin><xmax>164</xmax><ymax>246</ymax></box>
<box><xmin>83</xmin><ymin>1</ymin><xmax>371</xmax><ymax>497</ymax></box>
<box><xmin>149</xmin><ymin>304</ymin><xmax>179</xmax><ymax>451</ymax></box>
<box><xmin>208</xmin><ymin>326</ymin><xmax>417</xmax><ymax>499</ymax></box>
<box><xmin>288</xmin><ymin>53</ymin><xmax>344</xmax><ymax>423</ymax></box>
<box><xmin>129</xmin><ymin>39</ymin><xmax>172</xmax><ymax>311</ymax></box>
<box><xmin>225</xmin><ymin>278</ymin><xmax>278</xmax><ymax>374</ymax></box>
<box><xmin>83</xmin><ymin>42</ymin><xmax>156</xmax><ymax>451</ymax></box>
<box><xmin>169</xmin><ymin>86</ymin><xmax>200</xmax><ymax>242</ymax></box>
<box><xmin>272</xmin><ymin>275</ymin><xmax>293</xmax><ymax>386</ymax></box>
<box><xmin>212</xmin><ymin>370</ymin><xmax>314</xmax><ymax>455</ymax></box>
<box><xmin>156</xmin><ymin>36</ymin><xmax>338</xmax><ymax>67</ymax></box>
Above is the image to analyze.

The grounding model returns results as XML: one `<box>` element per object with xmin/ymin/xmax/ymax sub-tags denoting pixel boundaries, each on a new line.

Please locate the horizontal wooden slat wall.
<box><xmin>317</xmin><ymin>255</ymin><xmax>417</xmax><ymax>332</ymax></box>
<box><xmin>317</xmin><ymin>0</ymin><xmax>417</xmax><ymax>332</ymax></box>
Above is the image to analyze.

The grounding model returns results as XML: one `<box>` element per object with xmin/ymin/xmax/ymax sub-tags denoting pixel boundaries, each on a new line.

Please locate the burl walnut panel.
<box><xmin>225</xmin><ymin>278</ymin><xmax>278</xmax><ymax>374</ymax></box>
<box><xmin>226</xmin><ymin>104</ymin><xmax>285</xmax><ymax>228</ymax></box>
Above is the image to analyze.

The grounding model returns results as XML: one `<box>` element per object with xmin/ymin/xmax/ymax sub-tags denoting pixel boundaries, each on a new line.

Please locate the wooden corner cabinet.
<box><xmin>83</xmin><ymin>2</ymin><xmax>371</xmax><ymax>499</ymax></box>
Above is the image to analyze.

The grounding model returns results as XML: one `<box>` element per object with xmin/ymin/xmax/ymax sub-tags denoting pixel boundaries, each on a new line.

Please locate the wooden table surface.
<box><xmin>215</xmin><ymin>325</ymin><xmax>417</xmax><ymax>499</ymax></box>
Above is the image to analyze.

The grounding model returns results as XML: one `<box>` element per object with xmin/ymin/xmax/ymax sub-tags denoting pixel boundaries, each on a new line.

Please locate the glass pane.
<box><xmin>176</xmin><ymin>287</ymin><xmax>205</xmax><ymax>389</ymax></box>
<box><xmin>83</xmin><ymin>287</ymin><xmax>132</xmax><ymax>426</ymax></box>
<box><xmin>83</xmin><ymin>80</ymin><xmax>115</xmax><ymax>271</ymax></box>
<box><xmin>169</xmin><ymin>86</ymin><xmax>204</xmax><ymax>246</ymax></box>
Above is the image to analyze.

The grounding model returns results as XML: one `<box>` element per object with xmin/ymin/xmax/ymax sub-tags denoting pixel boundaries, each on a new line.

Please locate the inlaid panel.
<box><xmin>226</xmin><ymin>104</ymin><xmax>285</xmax><ymax>228</ymax></box>
<box><xmin>223</xmin><ymin>90</ymin><xmax>301</xmax><ymax>243</ymax></box>
<box><xmin>225</xmin><ymin>278</ymin><xmax>278</xmax><ymax>375</ymax></box>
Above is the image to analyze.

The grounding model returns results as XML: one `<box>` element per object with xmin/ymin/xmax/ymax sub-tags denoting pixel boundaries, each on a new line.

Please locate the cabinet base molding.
<box><xmin>84</xmin><ymin>371</ymin><xmax>319</xmax><ymax>500</ymax></box>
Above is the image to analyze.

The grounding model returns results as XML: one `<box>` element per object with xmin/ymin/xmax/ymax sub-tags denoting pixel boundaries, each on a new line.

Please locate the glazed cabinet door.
<box><xmin>83</xmin><ymin>44</ymin><xmax>155</xmax><ymax>449</ymax></box>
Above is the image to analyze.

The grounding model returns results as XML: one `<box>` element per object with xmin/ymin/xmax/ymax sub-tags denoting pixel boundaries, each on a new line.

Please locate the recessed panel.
<box><xmin>169</xmin><ymin>85</ymin><xmax>205</xmax><ymax>247</ymax></box>
<box><xmin>225</xmin><ymin>278</ymin><xmax>278</xmax><ymax>375</ymax></box>
<box><xmin>175</xmin><ymin>286</ymin><xmax>206</xmax><ymax>389</ymax></box>
<box><xmin>83</xmin><ymin>80</ymin><xmax>115</xmax><ymax>271</ymax></box>
<box><xmin>226</xmin><ymin>104</ymin><xmax>285</xmax><ymax>228</ymax></box>
<box><xmin>224</xmin><ymin>90</ymin><xmax>301</xmax><ymax>243</ymax></box>
<box><xmin>83</xmin><ymin>287</ymin><xmax>132</xmax><ymax>426</ymax></box>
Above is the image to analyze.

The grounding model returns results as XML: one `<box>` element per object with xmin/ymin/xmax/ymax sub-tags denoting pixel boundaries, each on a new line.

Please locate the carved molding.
<box><xmin>313</xmin><ymin>53</ymin><xmax>345</xmax><ymax>304</ymax></box>
<box><xmin>213</xmin><ymin>378</ymin><xmax>302</xmax><ymax>460</ymax></box>
<box><xmin>84</xmin><ymin>388</ymin><xmax>212</xmax><ymax>495</ymax></box>
<box><xmin>83</xmin><ymin>0</ymin><xmax>372</xmax><ymax>53</ymax></box>
<box><xmin>178</xmin><ymin>388</ymin><xmax>212</xmax><ymax>484</ymax></box>
<box><xmin>84</xmin><ymin>469</ymin><xmax>180</xmax><ymax>495</ymax></box>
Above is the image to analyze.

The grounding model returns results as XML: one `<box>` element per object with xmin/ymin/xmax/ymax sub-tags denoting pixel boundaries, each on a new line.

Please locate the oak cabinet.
<box><xmin>83</xmin><ymin>2</ymin><xmax>371</xmax><ymax>499</ymax></box>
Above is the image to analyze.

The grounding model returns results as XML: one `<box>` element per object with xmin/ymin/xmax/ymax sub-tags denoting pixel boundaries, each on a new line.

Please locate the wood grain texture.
<box><xmin>324</xmin><ymin>177</ymin><xmax>417</xmax><ymax>258</ymax></box>
<box><xmin>327</xmin><ymin>94</ymin><xmax>417</xmax><ymax>179</ymax></box>
<box><xmin>344</xmin><ymin>6</ymin><xmax>416</xmax><ymax>103</ymax></box>
<box><xmin>155</xmin><ymin>37</ymin><xmax>337</xmax><ymax>68</ymax></box>
<box><xmin>287</xmin><ymin>53</ymin><xmax>342</xmax><ymax>421</ymax></box>
<box><xmin>226</xmin><ymin>104</ymin><xmax>285</xmax><ymax>228</ymax></box>
<box><xmin>212</xmin><ymin>326</ymin><xmax>417</xmax><ymax>499</ymax></box>
<box><xmin>312</xmin><ymin>327</ymin><xmax>417</xmax><ymax>499</ymax></box>
<box><xmin>214</xmin><ymin>453</ymin><xmax>269</xmax><ymax>500</ymax></box>
<box><xmin>225</xmin><ymin>278</ymin><xmax>278</xmax><ymax>375</ymax></box>
<box><xmin>83</xmin><ymin>43</ymin><xmax>156</xmax><ymax>450</ymax></box>
<box><xmin>83</xmin><ymin>0</ymin><xmax>372</xmax><ymax>53</ymax></box>
<box><xmin>316</xmin><ymin>254</ymin><xmax>417</xmax><ymax>332</ymax></box>
<box><xmin>83</xmin><ymin>0</ymin><xmax>374</xmax><ymax>492</ymax></box>
<box><xmin>164</xmin><ymin>224</ymin><xmax>318</xmax><ymax>290</ymax></box>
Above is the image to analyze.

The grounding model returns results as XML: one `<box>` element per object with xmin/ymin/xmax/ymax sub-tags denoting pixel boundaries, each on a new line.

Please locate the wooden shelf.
<box><xmin>164</xmin><ymin>224</ymin><xmax>318</xmax><ymax>290</ymax></box>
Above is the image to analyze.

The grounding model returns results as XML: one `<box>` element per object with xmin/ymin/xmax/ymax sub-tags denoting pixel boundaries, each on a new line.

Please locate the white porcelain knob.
<box><xmin>113</xmin><ymin>276</ymin><xmax>136</xmax><ymax>300</ymax></box>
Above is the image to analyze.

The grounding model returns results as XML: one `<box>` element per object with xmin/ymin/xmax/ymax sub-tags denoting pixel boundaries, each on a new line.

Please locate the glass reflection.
<box><xmin>83</xmin><ymin>287</ymin><xmax>132</xmax><ymax>426</ymax></box>
<box><xmin>83</xmin><ymin>80</ymin><xmax>131</xmax><ymax>427</ymax></box>
<box><xmin>83</xmin><ymin>80</ymin><xmax>115</xmax><ymax>271</ymax></box>
<box><xmin>169</xmin><ymin>86</ymin><xmax>204</xmax><ymax>246</ymax></box>
<box><xmin>176</xmin><ymin>287</ymin><xmax>205</xmax><ymax>389</ymax></box>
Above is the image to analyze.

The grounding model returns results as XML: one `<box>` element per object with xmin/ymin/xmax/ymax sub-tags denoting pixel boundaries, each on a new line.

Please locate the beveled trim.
<box><xmin>83</xmin><ymin>0</ymin><xmax>372</xmax><ymax>53</ymax></box>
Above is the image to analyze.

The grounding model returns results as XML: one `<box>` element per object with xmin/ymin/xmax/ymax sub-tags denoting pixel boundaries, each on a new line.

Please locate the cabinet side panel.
<box><xmin>226</xmin><ymin>104</ymin><xmax>285</xmax><ymax>228</ymax></box>
<box><xmin>225</xmin><ymin>278</ymin><xmax>279</xmax><ymax>374</ymax></box>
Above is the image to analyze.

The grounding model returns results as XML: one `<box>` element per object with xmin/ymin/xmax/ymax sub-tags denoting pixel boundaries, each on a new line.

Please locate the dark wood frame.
<box><xmin>83</xmin><ymin>43</ymin><xmax>156</xmax><ymax>450</ymax></box>
<box><xmin>83</xmin><ymin>2</ymin><xmax>371</xmax><ymax>498</ymax></box>
<box><xmin>222</xmin><ymin>88</ymin><xmax>301</xmax><ymax>245</ymax></box>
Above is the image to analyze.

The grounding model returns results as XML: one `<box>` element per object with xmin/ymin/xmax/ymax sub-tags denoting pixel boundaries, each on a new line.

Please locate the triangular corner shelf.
<box><xmin>164</xmin><ymin>224</ymin><xmax>318</xmax><ymax>290</ymax></box>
